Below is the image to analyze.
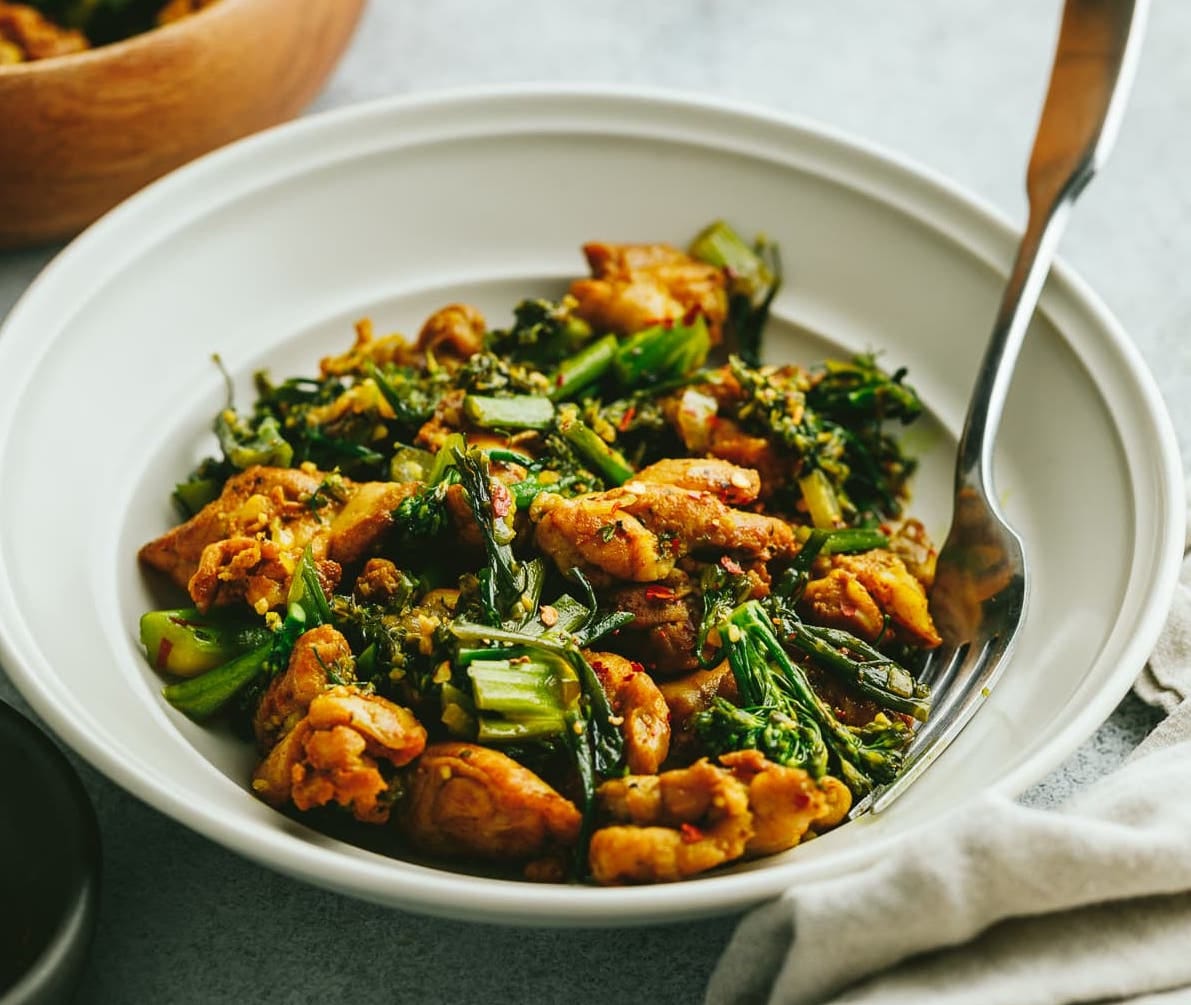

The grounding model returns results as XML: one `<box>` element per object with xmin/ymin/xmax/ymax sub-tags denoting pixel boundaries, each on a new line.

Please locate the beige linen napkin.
<box><xmin>706</xmin><ymin>497</ymin><xmax>1191</xmax><ymax>1005</ymax></box>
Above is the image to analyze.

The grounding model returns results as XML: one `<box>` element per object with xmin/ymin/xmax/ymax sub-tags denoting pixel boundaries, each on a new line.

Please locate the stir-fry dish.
<box><xmin>137</xmin><ymin>221</ymin><xmax>940</xmax><ymax>885</ymax></box>
<box><xmin>0</xmin><ymin>0</ymin><xmax>216</xmax><ymax>63</ymax></box>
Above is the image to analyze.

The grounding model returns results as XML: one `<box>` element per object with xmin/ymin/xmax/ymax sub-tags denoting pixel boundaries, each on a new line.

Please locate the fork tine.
<box><xmin>870</xmin><ymin>633</ymin><xmax>1013</xmax><ymax>813</ymax></box>
<box><xmin>917</xmin><ymin>642</ymin><xmax>968</xmax><ymax>692</ymax></box>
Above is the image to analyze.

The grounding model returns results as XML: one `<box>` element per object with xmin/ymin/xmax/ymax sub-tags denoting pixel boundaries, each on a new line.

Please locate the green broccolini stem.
<box><xmin>463</xmin><ymin>394</ymin><xmax>556</xmax><ymax>431</ymax></box>
<box><xmin>555</xmin><ymin>407</ymin><xmax>635</xmax><ymax>485</ymax></box>
<box><xmin>162</xmin><ymin>642</ymin><xmax>271</xmax><ymax>719</ymax></box>
<box><xmin>549</xmin><ymin>334</ymin><xmax>619</xmax><ymax>401</ymax></box>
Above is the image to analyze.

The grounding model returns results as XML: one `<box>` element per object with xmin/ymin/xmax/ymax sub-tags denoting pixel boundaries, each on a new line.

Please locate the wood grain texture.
<box><xmin>0</xmin><ymin>0</ymin><xmax>366</xmax><ymax>249</ymax></box>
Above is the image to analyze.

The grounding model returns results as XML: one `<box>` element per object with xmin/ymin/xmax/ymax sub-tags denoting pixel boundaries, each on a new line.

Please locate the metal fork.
<box><xmin>868</xmin><ymin>0</ymin><xmax>1148</xmax><ymax>813</ymax></box>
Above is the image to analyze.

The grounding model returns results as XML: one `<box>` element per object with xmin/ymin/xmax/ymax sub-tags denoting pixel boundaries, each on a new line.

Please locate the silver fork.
<box><xmin>868</xmin><ymin>0</ymin><xmax>1149</xmax><ymax>813</ymax></box>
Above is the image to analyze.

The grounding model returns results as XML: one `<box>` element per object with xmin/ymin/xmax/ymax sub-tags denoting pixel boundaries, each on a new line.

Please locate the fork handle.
<box><xmin>956</xmin><ymin>0</ymin><xmax>1146</xmax><ymax>502</ymax></box>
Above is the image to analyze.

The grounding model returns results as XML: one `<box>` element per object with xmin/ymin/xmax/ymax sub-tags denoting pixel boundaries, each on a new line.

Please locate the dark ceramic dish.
<box><xmin>0</xmin><ymin>700</ymin><xmax>100</xmax><ymax>1004</ymax></box>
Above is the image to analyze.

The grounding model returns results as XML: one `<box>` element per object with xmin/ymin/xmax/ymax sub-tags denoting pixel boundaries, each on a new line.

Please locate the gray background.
<box><xmin>1</xmin><ymin>1</ymin><xmax>1185</xmax><ymax>1001</ymax></box>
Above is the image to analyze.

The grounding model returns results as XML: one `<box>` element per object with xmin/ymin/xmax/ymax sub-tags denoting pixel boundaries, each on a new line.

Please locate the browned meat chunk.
<box><xmin>634</xmin><ymin>457</ymin><xmax>761</xmax><ymax>505</ymax></box>
<box><xmin>589</xmin><ymin>759</ymin><xmax>753</xmax><ymax>884</ymax></box>
<box><xmin>719</xmin><ymin>750</ymin><xmax>851</xmax><ymax>856</ymax></box>
<box><xmin>570</xmin><ymin>242</ymin><xmax>728</xmax><ymax>342</ymax></box>
<box><xmin>399</xmin><ymin>743</ymin><xmax>581</xmax><ymax>862</ymax></box>
<box><xmin>253</xmin><ymin>625</ymin><xmax>356</xmax><ymax>750</ymax></box>
<box><xmin>833</xmin><ymin>549</ymin><xmax>941</xmax><ymax>649</ymax></box>
<box><xmin>585</xmin><ymin>651</ymin><xmax>671</xmax><ymax>773</ymax></box>
<box><xmin>416</xmin><ymin>303</ymin><xmax>486</xmax><ymax>359</ymax></box>
<box><xmin>658</xmin><ymin>660</ymin><xmax>740</xmax><ymax>761</ymax></box>
<box><xmin>139</xmin><ymin>464</ymin><xmax>418</xmax><ymax>613</ymax></box>
<box><xmin>530</xmin><ymin>478</ymin><xmax>797</xmax><ymax>585</ymax></box>
<box><xmin>603</xmin><ymin>573</ymin><xmax>703</xmax><ymax>675</ymax></box>
<box><xmin>252</xmin><ymin>685</ymin><xmax>427</xmax><ymax>824</ymax></box>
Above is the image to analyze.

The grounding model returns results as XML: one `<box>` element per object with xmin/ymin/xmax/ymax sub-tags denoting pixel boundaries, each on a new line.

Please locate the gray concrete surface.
<box><xmin>1</xmin><ymin>1</ymin><xmax>1184</xmax><ymax>1001</ymax></box>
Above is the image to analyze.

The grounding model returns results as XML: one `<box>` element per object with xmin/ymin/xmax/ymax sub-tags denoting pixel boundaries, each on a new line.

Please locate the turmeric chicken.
<box><xmin>140</xmin><ymin>220</ymin><xmax>938</xmax><ymax>887</ymax></box>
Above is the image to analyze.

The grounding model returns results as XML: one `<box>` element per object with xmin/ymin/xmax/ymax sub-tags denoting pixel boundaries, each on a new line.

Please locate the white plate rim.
<box><xmin>0</xmin><ymin>84</ymin><xmax>1182</xmax><ymax>924</ymax></box>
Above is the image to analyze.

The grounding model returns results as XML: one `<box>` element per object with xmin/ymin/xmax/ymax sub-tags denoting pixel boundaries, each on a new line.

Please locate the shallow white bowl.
<box><xmin>0</xmin><ymin>87</ymin><xmax>1181</xmax><ymax>926</ymax></box>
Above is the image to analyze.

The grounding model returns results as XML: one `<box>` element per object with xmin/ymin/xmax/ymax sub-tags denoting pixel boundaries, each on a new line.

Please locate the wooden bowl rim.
<box><xmin>0</xmin><ymin>0</ymin><xmax>289</xmax><ymax>78</ymax></box>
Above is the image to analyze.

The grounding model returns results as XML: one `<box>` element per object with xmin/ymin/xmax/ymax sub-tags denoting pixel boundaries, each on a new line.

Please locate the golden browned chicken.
<box><xmin>253</xmin><ymin>625</ymin><xmax>356</xmax><ymax>750</ymax></box>
<box><xmin>588</xmin><ymin>759</ymin><xmax>753</xmax><ymax>884</ymax></box>
<box><xmin>589</xmin><ymin>753</ymin><xmax>849</xmax><ymax>883</ymax></box>
<box><xmin>658</xmin><ymin>660</ymin><xmax>740</xmax><ymax>760</ymax></box>
<box><xmin>415</xmin><ymin>303</ymin><xmax>487</xmax><ymax>360</ymax></box>
<box><xmin>138</xmin><ymin>465</ymin><xmax>418</xmax><ymax>613</ymax></box>
<box><xmin>585</xmin><ymin>651</ymin><xmax>671</xmax><ymax>773</ymax></box>
<box><xmin>719</xmin><ymin>750</ymin><xmax>851</xmax><ymax>855</ymax></box>
<box><xmin>252</xmin><ymin>685</ymin><xmax>427</xmax><ymax>824</ymax></box>
<box><xmin>569</xmin><ymin>242</ymin><xmax>729</xmax><ymax>343</ymax></box>
<box><xmin>633</xmin><ymin>457</ymin><xmax>761</xmax><ymax>506</ymax></box>
<box><xmin>398</xmin><ymin>742</ymin><xmax>582</xmax><ymax>864</ymax></box>
<box><xmin>833</xmin><ymin>549</ymin><xmax>941</xmax><ymax>649</ymax></box>
<box><xmin>603</xmin><ymin>572</ymin><xmax>704</xmax><ymax>674</ymax></box>
<box><xmin>529</xmin><ymin>463</ymin><xmax>798</xmax><ymax>586</ymax></box>
<box><xmin>320</xmin><ymin>319</ymin><xmax>421</xmax><ymax>378</ymax></box>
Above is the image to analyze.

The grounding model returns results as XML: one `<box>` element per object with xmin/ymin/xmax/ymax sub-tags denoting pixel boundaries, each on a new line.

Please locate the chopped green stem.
<box><xmin>549</xmin><ymin>334</ymin><xmax>619</xmax><ymax>401</ymax></box>
<box><xmin>788</xmin><ymin>624</ymin><xmax>931</xmax><ymax>721</ymax></box>
<box><xmin>464</xmin><ymin>394</ymin><xmax>556</xmax><ymax>431</ymax></box>
<box><xmin>612</xmin><ymin>316</ymin><xmax>711</xmax><ymax>389</ymax></box>
<box><xmin>163</xmin><ymin>642</ymin><xmax>270</xmax><ymax>720</ymax></box>
<box><xmin>140</xmin><ymin>608</ymin><xmax>271</xmax><ymax>677</ymax></box>
<box><xmin>556</xmin><ymin>407</ymin><xmax>635</xmax><ymax>485</ymax></box>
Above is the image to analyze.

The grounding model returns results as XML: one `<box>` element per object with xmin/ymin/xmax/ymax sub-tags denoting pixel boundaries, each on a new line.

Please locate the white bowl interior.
<box><xmin>0</xmin><ymin>91</ymin><xmax>1179</xmax><ymax>924</ymax></box>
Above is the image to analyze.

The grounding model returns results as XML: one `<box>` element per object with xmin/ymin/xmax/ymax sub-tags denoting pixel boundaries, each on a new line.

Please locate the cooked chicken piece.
<box><xmin>885</xmin><ymin>518</ymin><xmax>938</xmax><ymax>590</ymax></box>
<box><xmin>834</xmin><ymin>549</ymin><xmax>941</xmax><ymax>649</ymax></box>
<box><xmin>634</xmin><ymin>457</ymin><xmax>760</xmax><ymax>506</ymax></box>
<box><xmin>399</xmin><ymin>743</ymin><xmax>581</xmax><ymax>862</ymax></box>
<box><xmin>0</xmin><ymin>2</ymin><xmax>88</xmax><ymax>61</ymax></box>
<box><xmin>570</xmin><ymin>242</ymin><xmax>728</xmax><ymax>343</ymax></box>
<box><xmin>589</xmin><ymin>759</ymin><xmax>753</xmax><ymax>884</ymax></box>
<box><xmin>328</xmin><ymin>480</ymin><xmax>419</xmax><ymax>565</ymax></box>
<box><xmin>719</xmin><ymin>750</ymin><xmax>850</xmax><ymax>856</ymax></box>
<box><xmin>254</xmin><ymin>625</ymin><xmax>356</xmax><ymax>750</ymax></box>
<box><xmin>585</xmin><ymin>651</ymin><xmax>671</xmax><ymax>773</ymax></box>
<box><xmin>353</xmin><ymin>557</ymin><xmax>406</xmax><ymax>604</ymax></box>
<box><xmin>187</xmin><ymin>535</ymin><xmax>339</xmax><ymax>616</ymax></box>
<box><xmin>704</xmin><ymin>418</ymin><xmax>790</xmax><ymax>497</ymax></box>
<box><xmin>530</xmin><ymin>479</ymin><xmax>798</xmax><ymax>585</ymax></box>
<box><xmin>800</xmin><ymin>567</ymin><xmax>887</xmax><ymax>643</ymax></box>
<box><xmin>139</xmin><ymin>465</ymin><xmax>327</xmax><ymax>591</ymax></box>
<box><xmin>416</xmin><ymin>303</ymin><xmax>486</xmax><ymax>359</ymax></box>
<box><xmin>252</xmin><ymin>685</ymin><xmax>427</xmax><ymax>824</ymax></box>
<box><xmin>658</xmin><ymin>660</ymin><xmax>740</xmax><ymax>761</ymax></box>
<box><xmin>140</xmin><ymin>465</ymin><xmax>419</xmax><ymax>613</ymax></box>
<box><xmin>603</xmin><ymin>572</ymin><xmax>703</xmax><ymax>675</ymax></box>
<box><xmin>531</xmin><ymin>493</ymin><xmax>670</xmax><ymax>584</ymax></box>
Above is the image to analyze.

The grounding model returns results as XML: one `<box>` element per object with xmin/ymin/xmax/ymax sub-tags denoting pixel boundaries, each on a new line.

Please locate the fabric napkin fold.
<box><xmin>706</xmin><ymin>494</ymin><xmax>1191</xmax><ymax>1005</ymax></box>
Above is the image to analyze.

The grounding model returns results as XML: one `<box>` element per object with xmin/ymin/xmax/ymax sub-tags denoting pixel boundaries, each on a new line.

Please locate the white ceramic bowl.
<box><xmin>0</xmin><ymin>88</ymin><xmax>1181</xmax><ymax>926</ymax></box>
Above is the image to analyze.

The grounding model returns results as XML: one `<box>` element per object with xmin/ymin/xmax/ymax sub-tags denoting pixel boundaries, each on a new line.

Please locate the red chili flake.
<box><xmin>555</xmin><ymin>373</ymin><xmax>565</xmax><ymax>387</ymax></box>
<box><xmin>661</xmin><ymin>317</ymin><xmax>675</xmax><ymax>330</ymax></box>
<box><xmin>618</xmin><ymin>405</ymin><xmax>636</xmax><ymax>432</ymax></box>
<box><xmin>679</xmin><ymin>822</ymin><xmax>704</xmax><ymax>844</ymax></box>
<box><xmin>629</xmin><ymin>661</ymin><xmax>646</xmax><ymax>677</ymax></box>
<box><xmin>155</xmin><ymin>638</ymin><xmax>173</xmax><ymax>670</ymax></box>
<box><xmin>719</xmin><ymin>555</ymin><xmax>745</xmax><ymax>576</ymax></box>
<box><xmin>644</xmin><ymin>585</ymin><xmax>677</xmax><ymax>601</ymax></box>
<box><xmin>793</xmin><ymin>792</ymin><xmax>811</xmax><ymax>809</ymax></box>
<box><xmin>491</xmin><ymin>480</ymin><xmax>512</xmax><ymax>518</ymax></box>
<box><xmin>682</xmin><ymin>305</ymin><xmax>702</xmax><ymax>326</ymax></box>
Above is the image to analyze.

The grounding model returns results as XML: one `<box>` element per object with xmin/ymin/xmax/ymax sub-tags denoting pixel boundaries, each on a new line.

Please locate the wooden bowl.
<box><xmin>0</xmin><ymin>0</ymin><xmax>365</xmax><ymax>250</ymax></box>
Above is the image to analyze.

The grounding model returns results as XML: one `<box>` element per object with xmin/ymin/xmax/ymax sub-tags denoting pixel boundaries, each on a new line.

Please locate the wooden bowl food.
<box><xmin>0</xmin><ymin>0</ymin><xmax>365</xmax><ymax>249</ymax></box>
